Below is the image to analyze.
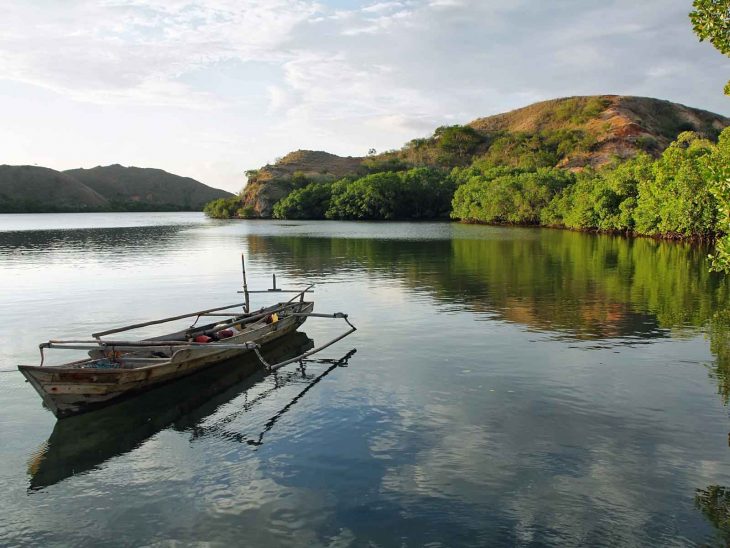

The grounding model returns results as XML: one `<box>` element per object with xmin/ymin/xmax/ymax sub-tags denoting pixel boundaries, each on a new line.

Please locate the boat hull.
<box><xmin>19</xmin><ymin>302</ymin><xmax>313</xmax><ymax>418</ymax></box>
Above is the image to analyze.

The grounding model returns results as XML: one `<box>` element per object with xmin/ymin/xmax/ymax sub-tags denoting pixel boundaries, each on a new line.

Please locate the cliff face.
<box><xmin>0</xmin><ymin>164</ymin><xmax>231</xmax><ymax>212</ymax></box>
<box><xmin>240</xmin><ymin>95</ymin><xmax>729</xmax><ymax>217</ymax></box>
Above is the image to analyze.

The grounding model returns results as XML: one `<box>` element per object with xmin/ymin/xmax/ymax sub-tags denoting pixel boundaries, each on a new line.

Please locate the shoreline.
<box><xmin>215</xmin><ymin>214</ymin><xmax>723</xmax><ymax>244</ymax></box>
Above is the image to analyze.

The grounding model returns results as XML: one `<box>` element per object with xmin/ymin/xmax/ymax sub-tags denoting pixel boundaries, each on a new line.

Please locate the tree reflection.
<box><xmin>248</xmin><ymin>228</ymin><xmax>730</xmax><ymax>340</ymax></box>
<box><xmin>249</xmin><ymin>226</ymin><xmax>730</xmax><ymax>541</ymax></box>
<box><xmin>696</xmin><ymin>485</ymin><xmax>730</xmax><ymax>544</ymax></box>
<box><xmin>709</xmin><ymin>310</ymin><xmax>730</xmax><ymax>404</ymax></box>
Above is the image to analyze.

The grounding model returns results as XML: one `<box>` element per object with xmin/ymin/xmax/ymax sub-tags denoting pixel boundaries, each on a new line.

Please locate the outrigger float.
<box><xmin>18</xmin><ymin>255</ymin><xmax>356</xmax><ymax>419</ymax></box>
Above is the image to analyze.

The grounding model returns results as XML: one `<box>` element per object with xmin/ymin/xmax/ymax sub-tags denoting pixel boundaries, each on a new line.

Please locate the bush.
<box><xmin>634</xmin><ymin>132</ymin><xmax>718</xmax><ymax>237</ymax></box>
<box><xmin>323</xmin><ymin>168</ymin><xmax>454</xmax><ymax>220</ymax></box>
<box><xmin>203</xmin><ymin>196</ymin><xmax>242</xmax><ymax>218</ymax></box>
<box><xmin>273</xmin><ymin>182</ymin><xmax>333</xmax><ymax>219</ymax></box>
<box><xmin>451</xmin><ymin>167</ymin><xmax>574</xmax><ymax>224</ymax></box>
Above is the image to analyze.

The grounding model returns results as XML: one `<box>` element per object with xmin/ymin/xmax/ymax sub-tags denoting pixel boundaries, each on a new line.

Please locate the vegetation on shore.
<box><xmin>204</xmin><ymin>94</ymin><xmax>729</xmax><ymax>269</ymax></box>
<box><xmin>208</xmin><ymin>127</ymin><xmax>729</xmax><ymax>245</ymax></box>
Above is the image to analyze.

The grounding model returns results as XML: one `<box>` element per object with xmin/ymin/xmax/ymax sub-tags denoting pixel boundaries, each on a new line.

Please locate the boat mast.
<box><xmin>241</xmin><ymin>253</ymin><xmax>250</xmax><ymax>313</ymax></box>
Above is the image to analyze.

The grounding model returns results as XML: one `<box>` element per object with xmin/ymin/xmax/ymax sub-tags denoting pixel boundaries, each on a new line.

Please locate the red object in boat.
<box><xmin>194</xmin><ymin>335</ymin><xmax>212</xmax><ymax>343</ymax></box>
<box><xmin>218</xmin><ymin>329</ymin><xmax>234</xmax><ymax>339</ymax></box>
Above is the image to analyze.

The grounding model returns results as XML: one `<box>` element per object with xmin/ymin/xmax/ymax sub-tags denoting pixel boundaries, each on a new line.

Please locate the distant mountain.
<box><xmin>0</xmin><ymin>164</ymin><xmax>231</xmax><ymax>213</ymax></box>
<box><xmin>240</xmin><ymin>95</ymin><xmax>729</xmax><ymax>217</ymax></box>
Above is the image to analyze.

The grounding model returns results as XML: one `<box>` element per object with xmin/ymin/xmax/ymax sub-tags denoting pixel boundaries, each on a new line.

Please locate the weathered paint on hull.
<box><xmin>19</xmin><ymin>303</ymin><xmax>312</xmax><ymax>418</ymax></box>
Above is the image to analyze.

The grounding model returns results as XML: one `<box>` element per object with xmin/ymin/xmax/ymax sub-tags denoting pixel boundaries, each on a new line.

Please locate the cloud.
<box><xmin>0</xmin><ymin>0</ymin><xmax>727</xmax><ymax>190</ymax></box>
<box><xmin>1</xmin><ymin>0</ymin><xmax>727</xmax><ymax>116</ymax></box>
<box><xmin>0</xmin><ymin>0</ymin><xmax>318</xmax><ymax>107</ymax></box>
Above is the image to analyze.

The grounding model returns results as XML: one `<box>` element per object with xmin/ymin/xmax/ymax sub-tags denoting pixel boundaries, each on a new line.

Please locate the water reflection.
<box><xmin>5</xmin><ymin>217</ymin><xmax>730</xmax><ymax>544</ymax></box>
<box><xmin>0</xmin><ymin>225</ymin><xmax>189</xmax><ymax>266</ymax></box>
<box><xmin>191</xmin><ymin>349</ymin><xmax>356</xmax><ymax>447</ymax></box>
<box><xmin>696</xmin><ymin>485</ymin><xmax>730</xmax><ymax>545</ymax></box>
<box><xmin>246</xmin><ymin>228</ymin><xmax>730</xmax><ymax>541</ymax></box>
<box><xmin>248</xmin><ymin>230</ymin><xmax>730</xmax><ymax>340</ymax></box>
<box><xmin>28</xmin><ymin>333</ymin><xmax>353</xmax><ymax>491</ymax></box>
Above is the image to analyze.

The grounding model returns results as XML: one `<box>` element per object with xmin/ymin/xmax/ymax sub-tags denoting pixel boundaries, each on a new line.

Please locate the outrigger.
<box><xmin>17</xmin><ymin>255</ymin><xmax>356</xmax><ymax>419</ymax></box>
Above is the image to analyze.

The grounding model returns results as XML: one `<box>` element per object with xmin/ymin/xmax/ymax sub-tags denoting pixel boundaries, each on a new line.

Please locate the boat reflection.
<box><xmin>190</xmin><ymin>348</ymin><xmax>356</xmax><ymax>446</ymax></box>
<box><xmin>28</xmin><ymin>332</ymin><xmax>355</xmax><ymax>491</ymax></box>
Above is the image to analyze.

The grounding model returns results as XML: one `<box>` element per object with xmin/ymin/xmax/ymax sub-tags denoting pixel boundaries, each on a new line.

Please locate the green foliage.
<box><xmin>542</xmin><ymin>154</ymin><xmax>653</xmax><ymax>231</ymax></box>
<box><xmin>690</xmin><ymin>0</ymin><xmax>730</xmax><ymax>55</ymax></box>
<box><xmin>539</xmin><ymin>132</ymin><xmax>723</xmax><ymax>240</ymax></box>
<box><xmin>238</xmin><ymin>205</ymin><xmax>256</xmax><ymax>218</ymax></box>
<box><xmin>360</xmin><ymin>155</ymin><xmax>410</xmax><ymax>175</ymax></box>
<box><xmin>690</xmin><ymin>0</ymin><xmax>730</xmax><ymax>95</ymax></box>
<box><xmin>290</xmin><ymin>171</ymin><xmax>312</xmax><ymax>190</ymax></box>
<box><xmin>271</xmin><ymin>168</ymin><xmax>455</xmax><ymax>221</ymax></box>
<box><xmin>634</xmin><ymin>132</ymin><xmax>718</xmax><ymax>237</ymax></box>
<box><xmin>477</xmin><ymin>133</ymin><xmax>558</xmax><ymax>169</ymax></box>
<box><xmin>272</xmin><ymin>182</ymin><xmax>333</xmax><ymax>219</ymax></box>
<box><xmin>452</xmin><ymin>128</ymin><xmax>727</xmax><ymax>246</ymax></box>
<box><xmin>433</xmin><ymin>125</ymin><xmax>483</xmax><ymax>165</ymax></box>
<box><xmin>325</xmin><ymin>168</ymin><xmax>454</xmax><ymax>220</ymax></box>
<box><xmin>473</xmin><ymin>129</ymin><xmax>596</xmax><ymax>170</ymax></box>
<box><xmin>582</xmin><ymin>97</ymin><xmax>610</xmax><ymax>119</ymax></box>
<box><xmin>325</xmin><ymin>173</ymin><xmax>400</xmax><ymax>220</ymax></box>
<box><xmin>451</xmin><ymin>167</ymin><xmax>574</xmax><ymax>224</ymax></box>
<box><xmin>204</xmin><ymin>196</ymin><xmax>243</xmax><ymax>219</ymax></box>
<box><xmin>705</xmin><ymin>127</ymin><xmax>730</xmax><ymax>270</ymax></box>
<box><xmin>553</xmin><ymin>97</ymin><xmax>609</xmax><ymax>124</ymax></box>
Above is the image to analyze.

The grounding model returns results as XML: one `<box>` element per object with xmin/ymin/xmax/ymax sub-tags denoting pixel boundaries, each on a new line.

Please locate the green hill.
<box><xmin>0</xmin><ymin>164</ymin><xmax>231</xmax><ymax>213</ymax></box>
<box><xmin>238</xmin><ymin>95</ymin><xmax>729</xmax><ymax>218</ymax></box>
<box><xmin>65</xmin><ymin>165</ymin><xmax>231</xmax><ymax>210</ymax></box>
<box><xmin>0</xmin><ymin>165</ymin><xmax>108</xmax><ymax>212</ymax></box>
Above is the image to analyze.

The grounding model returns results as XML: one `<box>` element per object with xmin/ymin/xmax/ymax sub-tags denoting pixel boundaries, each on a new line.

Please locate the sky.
<box><xmin>0</xmin><ymin>0</ymin><xmax>728</xmax><ymax>193</ymax></box>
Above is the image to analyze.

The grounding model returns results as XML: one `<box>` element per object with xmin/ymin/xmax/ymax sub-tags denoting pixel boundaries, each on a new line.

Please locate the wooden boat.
<box><xmin>27</xmin><ymin>332</ymin><xmax>335</xmax><ymax>490</ymax></box>
<box><xmin>18</xmin><ymin>263</ymin><xmax>356</xmax><ymax>419</ymax></box>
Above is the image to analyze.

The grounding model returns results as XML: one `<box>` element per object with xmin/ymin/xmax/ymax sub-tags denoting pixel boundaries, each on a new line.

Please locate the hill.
<box><xmin>0</xmin><ymin>166</ymin><xmax>108</xmax><ymax>212</ymax></box>
<box><xmin>241</xmin><ymin>151</ymin><xmax>363</xmax><ymax>217</ymax></box>
<box><xmin>239</xmin><ymin>95</ymin><xmax>729</xmax><ymax>217</ymax></box>
<box><xmin>65</xmin><ymin>165</ymin><xmax>231</xmax><ymax>210</ymax></box>
<box><xmin>0</xmin><ymin>164</ymin><xmax>231</xmax><ymax>213</ymax></box>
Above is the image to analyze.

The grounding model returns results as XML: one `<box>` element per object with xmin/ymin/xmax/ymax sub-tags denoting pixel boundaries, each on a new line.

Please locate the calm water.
<box><xmin>1</xmin><ymin>212</ymin><xmax>730</xmax><ymax>546</ymax></box>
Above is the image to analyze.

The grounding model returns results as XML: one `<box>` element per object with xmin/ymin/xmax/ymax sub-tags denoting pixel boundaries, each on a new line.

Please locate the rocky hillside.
<box><xmin>0</xmin><ymin>164</ymin><xmax>231</xmax><ymax>212</ymax></box>
<box><xmin>241</xmin><ymin>151</ymin><xmax>362</xmax><ymax>217</ymax></box>
<box><xmin>240</xmin><ymin>95</ymin><xmax>729</xmax><ymax>217</ymax></box>
<box><xmin>467</xmin><ymin>95</ymin><xmax>727</xmax><ymax>168</ymax></box>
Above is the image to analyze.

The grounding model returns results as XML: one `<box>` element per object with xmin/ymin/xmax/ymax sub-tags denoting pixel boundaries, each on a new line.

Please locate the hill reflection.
<box><xmin>247</xmin><ymin>229</ymin><xmax>729</xmax><ymax>340</ymax></box>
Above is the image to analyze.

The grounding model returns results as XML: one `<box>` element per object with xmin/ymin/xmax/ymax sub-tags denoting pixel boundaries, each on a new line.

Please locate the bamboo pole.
<box><xmin>241</xmin><ymin>253</ymin><xmax>250</xmax><ymax>313</ymax></box>
<box><xmin>42</xmin><ymin>340</ymin><xmax>261</xmax><ymax>351</ymax></box>
<box><xmin>91</xmin><ymin>302</ymin><xmax>247</xmax><ymax>338</ymax></box>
